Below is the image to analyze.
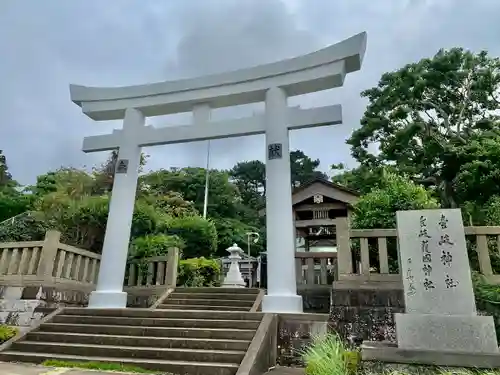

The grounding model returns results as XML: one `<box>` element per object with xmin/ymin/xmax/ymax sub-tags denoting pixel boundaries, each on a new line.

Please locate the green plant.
<box><xmin>130</xmin><ymin>233</ymin><xmax>185</xmax><ymax>259</ymax></box>
<box><xmin>41</xmin><ymin>360</ymin><xmax>157</xmax><ymax>374</ymax></box>
<box><xmin>302</xmin><ymin>334</ymin><xmax>360</xmax><ymax>375</ymax></box>
<box><xmin>0</xmin><ymin>325</ymin><xmax>18</xmax><ymax>343</ymax></box>
<box><xmin>164</xmin><ymin>216</ymin><xmax>218</xmax><ymax>259</ymax></box>
<box><xmin>178</xmin><ymin>257</ymin><xmax>221</xmax><ymax>287</ymax></box>
<box><xmin>472</xmin><ymin>272</ymin><xmax>500</xmax><ymax>342</ymax></box>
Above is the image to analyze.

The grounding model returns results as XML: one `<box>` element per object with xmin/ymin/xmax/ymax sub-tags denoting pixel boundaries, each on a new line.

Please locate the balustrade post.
<box><xmin>335</xmin><ymin>217</ymin><xmax>353</xmax><ymax>275</ymax></box>
<box><xmin>36</xmin><ymin>230</ymin><xmax>61</xmax><ymax>280</ymax></box>
<box><xmin>165</xmin><ymin>248</ymin><xmax>179</xmax><ymax>287</ymax></box>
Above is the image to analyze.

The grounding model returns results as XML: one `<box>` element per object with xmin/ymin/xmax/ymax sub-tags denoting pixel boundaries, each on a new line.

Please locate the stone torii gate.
<box><xmin>69</xmin><ymin>31</ymin><xmax>367</xmax><ymax>313</ymax></box>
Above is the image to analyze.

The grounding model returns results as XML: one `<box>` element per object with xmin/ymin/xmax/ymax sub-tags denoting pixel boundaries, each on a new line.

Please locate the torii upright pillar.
<box><xmin>262</xmin><ymin>87</ymin><xmax>302</xmax><ymax>312</ymax></box>
<box><xmin>88</xmin><ymin>108</ymin><xmax>145</xmax><ymax>308</ymax></box>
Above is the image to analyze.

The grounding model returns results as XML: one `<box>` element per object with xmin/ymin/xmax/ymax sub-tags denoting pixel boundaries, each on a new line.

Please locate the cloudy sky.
<box><xmin>1</xmin><ymin>0</ymin><xmax>499</xmax><ymax>185</ymax></box>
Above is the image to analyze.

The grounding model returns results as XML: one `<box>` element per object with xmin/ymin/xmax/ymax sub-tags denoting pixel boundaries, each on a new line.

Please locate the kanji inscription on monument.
<box><xmin>396</xmin><ymin>209</ymin><xmax>476</xmax><ymax>315</ymax></box>
<box><xmin>115</xmin><ymin>159</ymin><xmax>129</xmax><ymax>174</ymax></box>
<box><xmin>267</xmin><ymin>143</ymin><xmax>282</xmax><ymax>160</ymax></box>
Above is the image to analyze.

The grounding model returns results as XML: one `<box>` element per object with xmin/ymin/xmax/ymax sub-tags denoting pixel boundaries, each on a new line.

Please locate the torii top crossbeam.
<box><xmin>70</xmin><ymin>32</ymin><xmax>367</xmax><ymax>121</ymax></box>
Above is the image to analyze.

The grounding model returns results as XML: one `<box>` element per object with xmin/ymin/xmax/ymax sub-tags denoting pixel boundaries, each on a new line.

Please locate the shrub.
<box><xmin>352</xmin><ymin>172</ymin><xmax>439</xmax><ymax>230</ymax></box>
<box><xmin>0</xmin><ymin>325</ymin><xmax>18</xmax><ymax>343</ymax></box>
<box><xmin>163</xmin><ymin>216</ymin><xmax>218</xmax><ymax>259</ymax></box>
<box><xmin>352</xmin><ymin>172</ymin><xmax>439</xmax><ymax>272</ymax></box>
<box><xmin>301</xmin><ymin>334</ymin><xmax>360</xmax><ymax>375</ymax></box>
<box><xmin>130</xmin><ymin>234</ymin><xmax>185</xmax><ymax>259</ymax></box>
<box><xmin>178</xmin><ymin>257</ymin><xmax>221</xmax><ymax>287</ymax></box>
<box><xmin>472</xmin><ymin>272</ymin><xmax>500</xmax><ymax>342</ymax></box>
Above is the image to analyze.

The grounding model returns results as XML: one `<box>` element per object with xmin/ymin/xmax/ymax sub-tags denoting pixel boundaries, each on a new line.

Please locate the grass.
<box><xmin>362</xmin><ymin>367</ymin><xmax>500</xmax><ymax>375</ymax></box>
<box><xmin>301</xmin><ymin>334</ymin><xmax>500</xmax><ymax>375</ymax></box>
<box><xmin>41</xmin><ymin>360</ymin><xmax>161</xmax><ymax>374</ymax></box>
<box><xmin>0</xmin><ymin>325</ymin><xmax>18</xmax><ymax>343</ymax></box>
<box><xmin>301</xmin><ymin>333</ymin><xmax>360</xmax><ymax>375</ymax></box>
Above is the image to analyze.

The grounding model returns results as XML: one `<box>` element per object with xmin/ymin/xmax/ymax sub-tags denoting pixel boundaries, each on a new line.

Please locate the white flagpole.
<box><xmin>192</xmin><ymin>104</ymin><xmax>211</xmax><ymax>220</ymax></box>
<box><xmin>203</xmin><ymin>140</ymin><xmax>211</xmax><ymax>219</ymax></box>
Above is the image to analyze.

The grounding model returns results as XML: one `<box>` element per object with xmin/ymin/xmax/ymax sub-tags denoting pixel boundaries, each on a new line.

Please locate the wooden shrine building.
<box><xmin>292</xmin><ymin>178</ymin><xmax>359</xmax><ymax>253</ymax></box>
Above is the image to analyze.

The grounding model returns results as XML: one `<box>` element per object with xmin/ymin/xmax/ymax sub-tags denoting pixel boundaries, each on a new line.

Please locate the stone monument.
<box><xmin>362</xmin><ymin>208</ymin><xmax>500</xmax><ymax>367</ymax></box>
<box><xmin>222</xmin><ymin>244</ymin><xmax>246</xmax><ymax>288</ymax></box>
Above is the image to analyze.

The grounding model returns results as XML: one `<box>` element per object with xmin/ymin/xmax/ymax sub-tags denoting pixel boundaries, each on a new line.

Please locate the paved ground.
<box><xmin>0</xmin><ymin>362</ymin><xmax>144</xmax><ymax>375</ymax></box>
<box><xmin>2</xmin><ymin>362</ymin><xmax>306</xmax><ymax>375</ymax></box>
<box><xmin>264</xmin><ymin>366</ymin><xmax>305</xmax><ymax>375</ymax></box>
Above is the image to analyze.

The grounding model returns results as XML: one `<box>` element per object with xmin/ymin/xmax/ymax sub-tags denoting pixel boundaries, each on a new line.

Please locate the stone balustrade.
<box><xmin>0</xmin><ymin>230</ymin><xmax>179</xmax><ymax>290</ymax></box>
<box><xmin>335</xmin><ymin>226</ymin><xmax>500</xmax><ymax>285</ymax></box>
<box><xmin>295</xmin><ymin>251</ymin><xmax>337</xmax><ymax>288</ymax></box>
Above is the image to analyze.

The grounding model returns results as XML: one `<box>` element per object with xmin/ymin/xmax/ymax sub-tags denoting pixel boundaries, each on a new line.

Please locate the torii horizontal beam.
<box><xmin>82</xmin><ymin>104</ymin><xmax>342</xmax><ymax>153</ymax></box>
<box><xmin>70</xmin><ymin>32</ymin><xmax>366</xmax><ymax>120</ymax></box>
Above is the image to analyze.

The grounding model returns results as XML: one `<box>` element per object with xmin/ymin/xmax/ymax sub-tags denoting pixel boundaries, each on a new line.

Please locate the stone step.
<box><xmin>11</xmin><ymin>341</ymin><xmax>246</xmax><ymax>363</ymax></box>
<box><xmin>0</xmin><ymin>351</ymin><xmax>239</xmax><ymax>375</ymax></box>
<box><xmin>60</xmin><ymin>307</ymin><xmax>256</xmax><ymax>318</ymax></box>
<box><xmin>52</xmin><ymin>315</ymin><xmax>261</xmax><ymax>330</ymax></box>
<box><xmin>27</xmin><ymin>331</ymin><xmax>251</xmax><ymax>351</ymax></box>
<box><xmin>163</xmin><ymin>298</ymin><xmax>254</xmax><ymax>307</ymax></box>
<box><xmin>171</xmin><ymin>292</ymin><xmax>258</xmax><ymax>301</ymax></box>
<box><xmin>39</xmin><ymin>323</ymin><xmax>257</xmax><ymax>340</ymax></box>
<box><xmin>175</xmin><ymin>287</ymin><xmax>260</xmax><ymax>294</ymax></box>
<box><xmin>62</xmin><ymin>307</ymin><xmax>262</xmax><ymax>321</ymax></box>
<box><xmin>158</xmin><ymin>304</ymin><xmax>250</xmax><ymax>311</ymax></box>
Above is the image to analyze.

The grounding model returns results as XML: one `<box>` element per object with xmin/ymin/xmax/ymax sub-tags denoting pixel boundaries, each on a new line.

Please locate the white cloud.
<box><xmin>0</xmin><ymin>0</ymin><xmax>498</xmax><ymax>184</ymax></box>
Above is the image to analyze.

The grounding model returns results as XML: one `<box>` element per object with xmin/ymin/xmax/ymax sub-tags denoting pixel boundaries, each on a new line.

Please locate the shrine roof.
<box><xmin>293</xmin><ymin>177</ymin><xmax>359</xmax><ymax>197</ymax></box>
<box><xmin>292</xmin><ymin>177</ymin><xmax>359</xmax><ymax>207</ymax></box>
<box><xmin>258</xmin><ymin>178</ymin><xmax>360</xmax><ymax>216</ymax></box>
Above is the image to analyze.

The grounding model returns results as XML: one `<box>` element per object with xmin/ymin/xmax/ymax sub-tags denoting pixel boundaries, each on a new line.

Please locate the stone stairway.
<box><xmin>158</xmin><ymin>287</ymin><xmax>260</xmax><ymax>312</ymax></box>
<box><xmin>0</xmin><ymin>307</ymin><xmax>263</xmax><ymax>375</ymax></box>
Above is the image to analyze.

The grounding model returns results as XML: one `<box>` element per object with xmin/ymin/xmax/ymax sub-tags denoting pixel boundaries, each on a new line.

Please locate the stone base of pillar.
<box><xmin>262</xmin><ymin>294</ymin><xmax>303</xmax><ymax>313</ymax></box>
<box><xmin>88</xmin><ymin>290</ymin><xmax>127</xmax><ymax>308</ymax></box>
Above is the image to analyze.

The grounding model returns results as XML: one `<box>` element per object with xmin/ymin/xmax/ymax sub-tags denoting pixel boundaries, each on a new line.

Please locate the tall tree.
<box><xmin>230</xmin><ymin>160</ymin><xmax>266</xmax><ymax>209</ymax></box>
<box><xmin>229</xmin><ymin>149</ymin><xmax>328</xmax><ymax>205</ymax></box>
<box><xmin>141</xmin><ymin>167</ymin><xmax>243</xmax><ymax>219</ymax></box>
<box><xmin>290</xmin><ymin>150</ymin><xmax>328</xmax><ymax>188</ymax></box>
<box><xmin>0</xmin><ymin>150</ymin><xmax>14</xmax><ymax>189</ymax></box>
<box><xmin>347</xmin><ymin>48</ymin><xmax>500</xmax><ymax>207</ymax></box>
<box><xmin>93</xmin><ymin>151</ymin><xmax>149</xmax><ymax>195</ymax></box>
<box><xmin>330</xmin><ymin>164</ymin><xmax>396</xmax><ymax>195</ymax></box>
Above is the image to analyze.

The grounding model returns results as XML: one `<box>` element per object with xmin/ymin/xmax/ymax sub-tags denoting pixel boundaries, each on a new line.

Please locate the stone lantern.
<box><xmin>222</xmin><ymin>244</ymin><xmax>246</xmax><ymax>288</ymax></box>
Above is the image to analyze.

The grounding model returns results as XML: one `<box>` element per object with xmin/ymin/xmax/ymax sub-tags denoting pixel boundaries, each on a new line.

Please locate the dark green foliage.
<box><xmin>347</xmin><ymin>48</ymin><xmax>500</xmax><ymax>209</ymax></box>
<box><xmin>177</xmin><ymin>257</ymin><xmax>221</xmax><ymax>287</ymax></box>
<box><xmin>130</xmin><ymin>234</ymin><xmax>185</xmax><ymax>259</ymax></box>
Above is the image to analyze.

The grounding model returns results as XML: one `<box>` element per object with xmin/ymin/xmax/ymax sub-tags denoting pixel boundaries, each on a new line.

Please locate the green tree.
<box><xmin>290</xmin><ymin>150</ymin><xmax>327</xmax><ymax>188</ymax></box>
<box><xmin>330</xmin><ymin>164</ymin><xmax>397</xmax><ymax>195</ymax></box>
<box><xmin>92</xmin><ymin>151</ymin><xmax>150</xmax><ymax>195</ymax></box>
<box><xmin>230</xmin><ymin>160</ymin><xmax>266</xmax><ymax>209</ymax></box>
<box><xmin>352</xmin><ymin>172</ymin><xmax>439</xmax><ymax>272</ymax></box>
<box><xmin>163</xmin><ymin>216</ymin><xmax>218</xmax><ymax>259</ymax></box>
<box><xmin>0</xmin><ymin>193</ymin><xmax>32</xmax><ymax>223</ymax></box>
<box><xmin>212</xmin><ymin>217</ymin><xmax>264</xmax><ymax>257</ymax></box>
<box><xmin>229</xmin><ymin>149</ymin><xmax>328</xmax><ymax>203</ymax></box>
<box><xmin>130</xmin><ymin>234</ymin><xmax>185</xmax><ymax>259</ymax></box>
<box><xmin>28</xmin><ymin>168</ymin><xmax>95</xmax><ymax>200</ymax></box>
<box><xmin>141</xmin><ymin>167</ymin><xmax>242</xmax><ymax>219</ymax></box>
<box><xmin>352</xmin><ymin>172</ymin><xmax>439</xmax><ymax>230</ymax></box>
<box><xmin>348</xmin><ymin>48</ymin><xmax>500</xmax><ymax>208</ymax></box>
<box><xmin>0</xmin><ymin>150</ymin><xmax>13</xmax><ymax>188</ymax></box>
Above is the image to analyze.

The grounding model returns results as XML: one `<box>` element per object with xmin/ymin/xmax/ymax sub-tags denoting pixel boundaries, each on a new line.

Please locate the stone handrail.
<box><xmin>337</xmin><ymin>226</ymin><xmax>500</xmax><ymax>284</ymax></box>
<box><xmin>126</xmin><ymin>252</ymin><xmax>178</xmax><ymax>288</ymax></box>
<box><xmin>0</xmin><ymin>231</ymin><xmax>179</xmax><ymax>289</ymax></box>
<box><xmin>295</xmin><ymin>251</ymin><xmax>337</xmax><ymax>288</ymax></box>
